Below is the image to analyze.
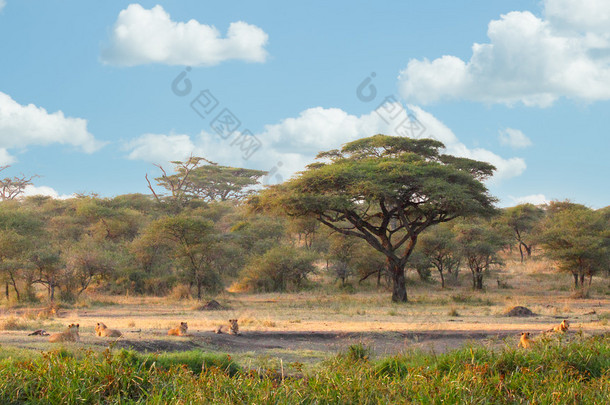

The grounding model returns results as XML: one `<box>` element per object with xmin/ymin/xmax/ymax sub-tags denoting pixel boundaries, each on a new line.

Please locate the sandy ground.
<box><xmin>1</xmin><ymin>298</ymin><xmax>607</xmax><ymax>364</ymax></box>
<box><xmin>1</xmin><ymin>270</ymin><xmax>608</xmax><ymax>363</ymax></box>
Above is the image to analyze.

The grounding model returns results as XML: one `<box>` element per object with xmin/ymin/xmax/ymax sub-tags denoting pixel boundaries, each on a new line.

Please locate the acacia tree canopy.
<box><xmin>253</xmin><ymin>135</ymin><xmax>497</xmax><ymax>302</ymax></box>
<box><xmin>147</xmin><ymin>157</ymin><xmax>267</xmax><ymax>207</ymax></box>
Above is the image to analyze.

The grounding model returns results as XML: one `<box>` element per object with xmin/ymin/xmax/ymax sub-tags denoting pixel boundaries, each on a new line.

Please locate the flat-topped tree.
<box><xmin>146</xmin><ymin>157</ymin><xmax>267</xmax><ymax>210</ymax></box>
<box><xmin>253</xmin><ymin>135</ymin><xmax>497</xmax><ymax>302</ymax></box>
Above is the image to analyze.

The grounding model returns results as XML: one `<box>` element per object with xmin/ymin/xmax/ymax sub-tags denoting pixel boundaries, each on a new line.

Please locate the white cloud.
<box><xmin>508</xmin><ymin>193</ymin><xmax>549</xmax><ymax>206</ymax></box>
<box><xmin>0</xmin><ymin>148</ymin><xmax>15</xmax><ymax>165</ymax></box>
<box><xmin>499</xmin><ymin>128</ymin><xmax>532</xmax><ymax>149</ymax></box>
<box><xmin>545</xmin><ymin>0</ymin><xmax>610</xmax><ymax>36</ymax></box>
<box><xmin>0</xmin><ymin>1</ymin><xmax>6</xmax><ymax>12</ymax></box>
<box><xmin>125</xmin><ymin>103</ymin><xmax>526</xmax><ymax>184</ymax></box>
<box><xmin>398</xmin><ymin>0</ymin><xmax>610</xmax><ymax>106</ymax></box>
<box><xmin>101</xmin><ymin>4</ymin><xmax>269</xmax><ymax>66</ymax></box>
<box><xmin>0</xmin><ymin>92</ymin><xmax>103</xmax><ymax>164</ymax></box>
<box><xmin>21</xmin><ymin>185</ymin><xmax>74</xmax><ymax>200</ymax></box>
<box><xmin>406</xmin><ymin>105</ymin><xmax>526</xmax><ymax>182</ymax></box>
<box><xmin>125</xmin><ymin>133</ymin><xmax>204</xmax><ymax>163</ymax></box>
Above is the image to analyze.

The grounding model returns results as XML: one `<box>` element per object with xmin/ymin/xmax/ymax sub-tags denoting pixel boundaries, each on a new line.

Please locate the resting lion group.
<box><xmin>518</xmin><ymin>319</ymin><xmax>570</xmax><ymax>349</ymax></box>
<box><xmin>43</xmin><ymin>318</ymin><xmax>566</xmax><ymax>349</ymax></box>
<box><xmin>43</xmin><ymin>319</ymin><xmax>242</xmax><ymax>342</ymax></box>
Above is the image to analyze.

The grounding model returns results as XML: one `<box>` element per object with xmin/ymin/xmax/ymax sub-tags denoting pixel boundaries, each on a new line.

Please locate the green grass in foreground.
<box><xmin>0</xmin><ymin>335</ymin><xmax>608</xmax><ymax>404</ymax></box>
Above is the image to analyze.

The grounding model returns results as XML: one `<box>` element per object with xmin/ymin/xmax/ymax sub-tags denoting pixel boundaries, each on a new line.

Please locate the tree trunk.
<box><xmin>573</xmin><ymin>273</ymin><xmax>579</xmax><ymax>289</ymax></box>
<box><xmin>525</xmin><ymin>244</ymin><xmax>532</xmax><ymax>258</ymax></box>
<box><xmin>5</xmin><ymin>283</ymin><xmax>8</xmax><ymax>300</ymax></box>
<box><xmin>475</xmin><ymin>272</ymin><xmax>484</xmax><ymax>290</ymax></box>
<box><xmin>579</xmin><ymin>273</ymin><xmax>585</xmax><ymax>287</ymax></box>
<box><xmin>389</xmin><ymin>259</ymin><xmax>407</xmax><ymax>302</ymax></box>
<box><xmin>472</xmin><ymin>269</ymin><xmax>483</xmax><ymax>290</ymax></box>
<box><xmin>439</xmin><ymin>270</ymin><xmax>445</xmax><ymax>289</ymax></box>
<box><xmin>8</xmin><ymin>272</ymin><xmax>20</xmax><ymax>301</ymax></box>
<box><xmin>196</xmin><ymin>282</ymin><xmax>202</xmax><ymax>300</ymax></box>
<box><xmin>518</xmin><ymin>243</ymin><xmax>524</xmax><ymax>263</ymax></box>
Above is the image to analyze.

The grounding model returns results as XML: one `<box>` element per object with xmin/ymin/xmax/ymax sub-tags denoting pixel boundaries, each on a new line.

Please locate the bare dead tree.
<box><xmin>0</xmin><ymin>166</ymin><xmax>38</xmax><ymax>200</ymax></box>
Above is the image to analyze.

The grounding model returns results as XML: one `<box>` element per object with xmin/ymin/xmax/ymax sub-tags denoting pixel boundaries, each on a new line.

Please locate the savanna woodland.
<box><xmin>1</xmin><ymin>136</ymin><xmax>609</xmax><ymax>404</ymax></box>
<box><xmin>1</xmin><ymin>136</ymin><xmax>607</xmax><ymax>303</ymax></box>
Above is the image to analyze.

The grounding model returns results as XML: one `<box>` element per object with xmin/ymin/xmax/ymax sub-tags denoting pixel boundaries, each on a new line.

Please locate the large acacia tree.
<box><xmin>254</xmin><ymin>135</ymin><xmax>497</xmax><ymax>302</ymax></box>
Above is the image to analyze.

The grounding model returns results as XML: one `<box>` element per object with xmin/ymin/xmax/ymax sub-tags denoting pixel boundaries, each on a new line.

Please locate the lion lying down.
<box><xmin>168</xmin><ymin>322</ymin><xmax>189</xmax><ymax>336</ymax></box>
<box><xmin>95</xmin><ymin>322</ymin><xmax>122</xmax><ymax>337</ymax></box>
<box><xmin>49</xmin><ymin>323</ymin><xmax>80</xmax><ymax>343</ymax></box>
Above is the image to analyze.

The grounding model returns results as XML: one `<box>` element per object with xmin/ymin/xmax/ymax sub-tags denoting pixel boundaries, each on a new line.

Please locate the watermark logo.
<box><xmin>190</xmin><ymin>90</ymin><xmax>219</xmax><ymax>119</ymax></box>
<box><xmin>262</xmin><ymin>161</ymin><xmax>283</xmax><ymax>185</ymax></box>
<box><xmin>231</xmin><ymin>130</ymin><xmax>263</xmax><ymax>160</ymax></box>
<box><xmin>171</xmin><ymin>67</ymin><xmax>192</xmax><ymax>96</ymax></box>
<box><xmin>170</xmin><ymin>67</ymin><xmax>284</xmax><ymax>181</ymax></box>
<box><xmin>356</xmin><ymin>72</ymin><xmax>377</xmax><ymax>102</ymax></box>
<box><xmin>170</xmin><ymin>67</ymin><xmax>263</xmax><ymax>161</ymax></box>
<box><xmin>355</xmin><ymin>73</ymin><xmax>434</xmax><ymax>141</ymax></box>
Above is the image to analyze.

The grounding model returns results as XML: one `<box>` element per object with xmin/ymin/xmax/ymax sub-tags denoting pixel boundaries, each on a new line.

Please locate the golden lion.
<box><xmin>95</xmin><ymin>322</ymin><xmax>122</xmax><ymax>337</ymax></box>
<box><xmin>168</xmin><ymin>322</ymin><xmax>188</xmax><ymax>336</ymax></box>
<box><xmin>48</xmin><ymin>323</ymin><xmax>80</xmax><ymax>343</ymax></box>
<box><xmin>518</xmin><ymin>332</ymin><xmax>533</xmax><ymax>348</ymax></box>
<box><xmin>215</xmin><ymin>319</ymin><xmax>240</xmax><ymax>335</ymax></box>
<box><xmin>548</xmin><ymin>319</ymin><xmax>570</xmax><ymax>333</ymax></box>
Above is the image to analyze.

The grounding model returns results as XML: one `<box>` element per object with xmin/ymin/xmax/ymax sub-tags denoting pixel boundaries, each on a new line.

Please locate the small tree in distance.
<box><xmin>538</xmin><ymin>201</ymin><xmax>608</xmax><ymax>289</ymax></box>
<box><xmin>501</xmin><ymin>204</ymin><xmax>545</xmax><ymax>262</ymax></box>
<box><xmin>0</xmin><ymin>165</ymin><xmax>37</xmax><ymax>201</ymax></box>
<box><xmin>146</xmin><ymin>156</ymin><xmax>267</xmax><ymax>210</ymax></box>
<box><xmin>416</xmin><ymin>223</ymin><xmax>461</xmax><ymax>288</ymax></box>
<box><xmin>142</xmin><ymin>214</ymin><xmax>224</xmax><ymax>299</ymax></box>
<box><xmin>456</xmin><ymin>219</ymin><xmax>505</xmax><ymax>290</ymax></box>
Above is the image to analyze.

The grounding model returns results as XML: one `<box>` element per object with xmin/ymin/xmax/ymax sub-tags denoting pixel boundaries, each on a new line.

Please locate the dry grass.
<box><xmin>0</xmin><ymin>264</ymin><xmax>608</xmax><ymax>348</ymax></box>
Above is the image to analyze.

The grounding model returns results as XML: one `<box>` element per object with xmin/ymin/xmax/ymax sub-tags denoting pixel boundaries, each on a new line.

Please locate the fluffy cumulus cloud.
<box><xmin>406</xmin><ymin>105</ymin><xmax>526</xmax><ymax>182</ymax></box>
<box><xmin>22</xmin><ymin>185</ymin><xmax>74</xmax><ymax>200</ymax></box>
<box><xmin>398</xmin><ymin>0</ymin><xmax>610</xmax><ymax>106</ymax></box>
<box><xmin>0</xmin><ymin>92</ymin><xmax>103</xmax><ymax>165</ymax></box>
<box><xmin>101</xmin><ymin>4</ymin><xmax>269</xmax><ymax>66</ymax></box>
<box><xmin>499</xmin><ymin>128</ymin><xmax>532</xmax><ymax>149</ymax></box>
<box><xmin>124</xmin><ymin>133</ymin><xmax>204</xmax><ymax>163</ymax></box>
<box><xmin>125</xmin><ymin>103</ymin><xmax>526</xmax><ymax>184</ymax></box>
<box><xmin>508</xmin><ymin>193</ymin><xmax>549</xmax><ymax>206</ymax></box>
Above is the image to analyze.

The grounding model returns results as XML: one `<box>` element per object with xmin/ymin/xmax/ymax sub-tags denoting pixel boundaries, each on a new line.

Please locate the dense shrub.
<box><xmin>236</xmin><ymin>245</ymin><xmax>316</xmax><ymax>292</ymax></box>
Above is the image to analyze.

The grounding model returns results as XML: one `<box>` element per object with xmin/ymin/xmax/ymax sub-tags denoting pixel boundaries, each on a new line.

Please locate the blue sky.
<box><xmin>0</xmin><ymin>0</ymin><xmax>608</xmax><ymax>207</ymax></box>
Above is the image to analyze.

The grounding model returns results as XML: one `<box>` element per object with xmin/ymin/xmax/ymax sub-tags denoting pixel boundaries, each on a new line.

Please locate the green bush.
<box><xmin>345</xmin><ymin>343</ymin><xmax>371</xmax><ymax>362</ymax></box>
<box><xmin>237</xmin><ymin>245</ymin><xmax>317</xmax><ymax>292</ymax></box>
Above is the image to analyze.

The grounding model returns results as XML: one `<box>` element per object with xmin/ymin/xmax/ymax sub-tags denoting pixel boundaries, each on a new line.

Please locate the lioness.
<box><xmin>168</xmin><ymin>322</ymin><xmax>188</xmax><ymax>336</ymax></box>
<box><xmin>95</xmin><ymin>322</ymin><xmax>122</xmax><ymax>337</ymax></box>
<box><xmin>215</xmin><ymin>319</ymin><xmax>240</xmax><ymax>335</ymax></box>
<box><xmin>49</xmin><ymin>323</ymin><xmax>80</xmax><ymax>343</ymax></box>
<box><xmin>518</xmin><ymin>332</ymin><xmax>533</xmax><ymax>348</ymax></box>
<box><xmin>548</xmin><ymin>319</ymin><xmax>570</xmax><ymax>333</ymax></box>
